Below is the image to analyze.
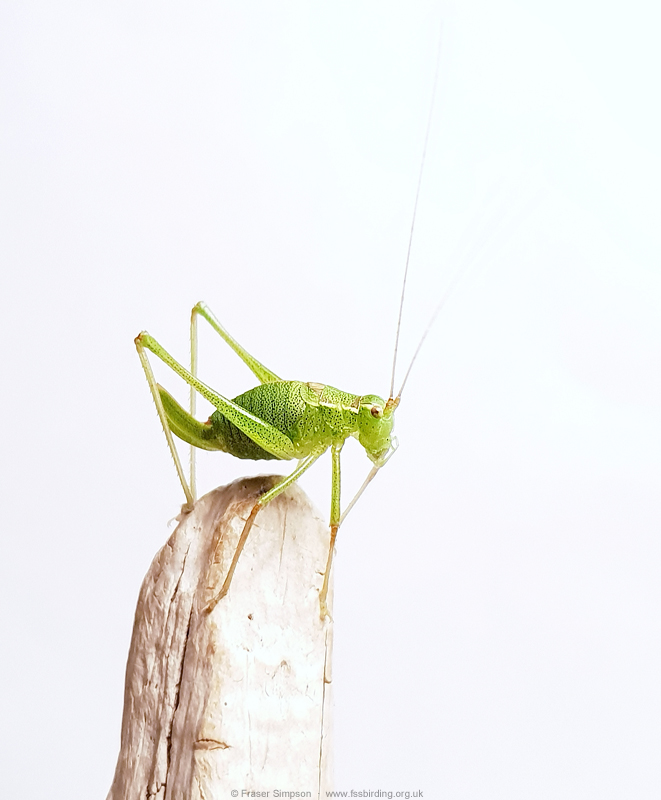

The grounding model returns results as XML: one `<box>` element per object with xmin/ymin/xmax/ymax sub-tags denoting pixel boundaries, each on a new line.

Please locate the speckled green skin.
<box><xmin>167</xmin><ymin>380</ymin><xmax>363</xmax><ymax>461</ymax></box>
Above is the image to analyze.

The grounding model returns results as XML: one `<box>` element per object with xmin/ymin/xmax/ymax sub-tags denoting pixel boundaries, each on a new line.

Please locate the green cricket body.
<box><xmin>135</xmin><ymin>302</ymin><xmax>399</xmax><ymax>618</ymax></box>
<box><xmin>158</xmin><ymin>379</ymin><xmax>394</xmax><ymax>465</ymax></box>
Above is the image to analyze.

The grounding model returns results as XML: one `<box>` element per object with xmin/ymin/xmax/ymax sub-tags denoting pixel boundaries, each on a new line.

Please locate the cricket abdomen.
<box><xmin>208</xmin><ymin>380</ymin><xmax>361</xmax><ymax>461</ymax></box>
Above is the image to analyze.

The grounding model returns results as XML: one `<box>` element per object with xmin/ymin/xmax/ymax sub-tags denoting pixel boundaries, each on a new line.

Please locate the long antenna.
<box><xmin>396</xmin><ymin>180</ymin><xmax>545</xmax><ymax>401</ymax></box>
<box><xmin>389</xmin><ymin>23</ymin><xmax>444</xmax><ymax>399</ymax></box>
<box><xmin>395</xmin><ymin>256</ymin><xmax>466</xmax><ymax>401</ymax></box>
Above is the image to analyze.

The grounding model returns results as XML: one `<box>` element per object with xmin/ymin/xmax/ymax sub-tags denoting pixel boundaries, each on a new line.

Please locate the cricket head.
<box><xmin>357</xmin><ymin>394</ymin><xmax>399</xmax><ymax>465</ymax></box>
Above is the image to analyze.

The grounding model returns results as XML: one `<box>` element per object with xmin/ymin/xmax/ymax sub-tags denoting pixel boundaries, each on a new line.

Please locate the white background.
<box><xmin>1</xmin><ymin>1</ymin><xmax>660</xmax><ymax>797</ymax></box>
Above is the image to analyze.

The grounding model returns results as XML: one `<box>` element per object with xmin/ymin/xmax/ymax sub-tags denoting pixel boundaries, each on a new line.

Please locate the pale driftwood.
<box><xmin>107</xmin><ymin>476</ymin><xmax>333</xmax><ymax>800</ymax></box>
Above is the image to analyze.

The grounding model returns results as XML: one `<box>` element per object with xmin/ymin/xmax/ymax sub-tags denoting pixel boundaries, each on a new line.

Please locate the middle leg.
<box><xmin>318</xmin><ymin>442</ymin><xmax>343</xmax><ymax>620</ymax></box>
<box><xmin>204</xmin><ymin>450</ymin><xmax>325</xmax><ymax>614</ymax></box>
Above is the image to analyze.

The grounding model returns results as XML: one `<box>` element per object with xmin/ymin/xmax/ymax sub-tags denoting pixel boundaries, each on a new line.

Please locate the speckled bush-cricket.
<box><xmin>134</xmin><ymin>42</ymin><xmax>449</xmax><ymax>620</ymax></box>
<box><xmin>136</xmin><ymin>303</ymin><xmax>403</xmax><ymax>619</ymax></box>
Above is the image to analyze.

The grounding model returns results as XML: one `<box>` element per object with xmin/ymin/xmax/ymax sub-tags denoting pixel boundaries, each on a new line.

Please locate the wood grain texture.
<box><xmin>107</xmin><ymin>476</ymin><xmax>333</xmax><ymax>800</ymax></box>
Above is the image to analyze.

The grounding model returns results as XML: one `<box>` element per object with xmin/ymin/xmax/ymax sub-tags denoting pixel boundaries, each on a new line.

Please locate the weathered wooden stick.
<box><xmin>107</xmin><ymin>476</ymin><xmax>333</xmax><ymax>800</ymax></box>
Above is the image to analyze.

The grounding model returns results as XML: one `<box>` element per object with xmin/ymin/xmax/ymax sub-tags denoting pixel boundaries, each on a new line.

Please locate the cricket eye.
<box><xmin>370</xmin><ymin>406</ymin><xmax>382</xmax><ymax>418</ymax></box>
